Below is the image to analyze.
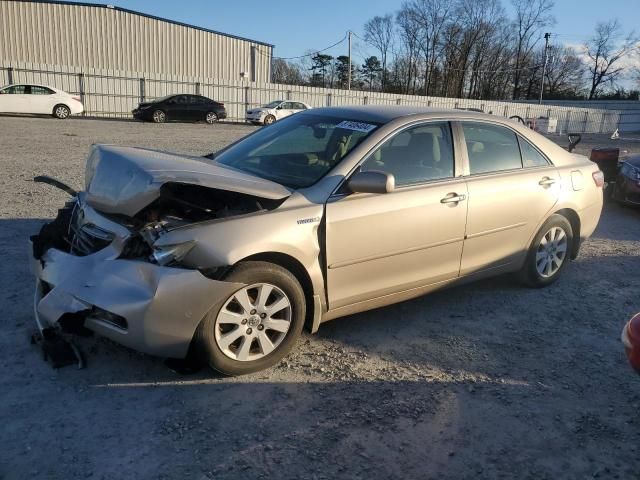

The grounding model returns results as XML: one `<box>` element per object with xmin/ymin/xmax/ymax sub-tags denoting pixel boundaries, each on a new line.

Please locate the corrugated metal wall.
<box><xmin>0</xmin><ymin>0</ymin><xmax>273</xmax><ymax>83</ymax></box>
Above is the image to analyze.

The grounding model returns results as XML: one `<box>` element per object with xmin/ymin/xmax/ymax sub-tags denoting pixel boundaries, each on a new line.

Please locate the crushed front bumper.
<box><xmin>30</xmin><ymin>199</ymin><xmax>242</xmax><ymax>359</ymax></box>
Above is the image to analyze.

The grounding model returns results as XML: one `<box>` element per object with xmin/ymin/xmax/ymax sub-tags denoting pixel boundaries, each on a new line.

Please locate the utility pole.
<box><xmin>347</xmin><ymin>31</ymin><xmax>352</xmax><ymax>90</ymax></box>
<box><xmin>539</xmin><ymin>32</ymin><xmax>551</xmax><ymax>105</ymax></box>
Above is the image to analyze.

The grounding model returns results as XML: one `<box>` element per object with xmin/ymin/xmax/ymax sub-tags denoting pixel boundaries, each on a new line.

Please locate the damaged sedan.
<box><xmin>30</xmin><ymin>106</ymin><xmax>604</xmax><ymax>375</ymax></box>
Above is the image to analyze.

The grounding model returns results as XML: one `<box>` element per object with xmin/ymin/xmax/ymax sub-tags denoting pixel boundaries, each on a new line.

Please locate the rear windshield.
<box><xmin>215</xmin><ymin>114</ymin><xmax>381</xmax><ymax>188</ymax></box>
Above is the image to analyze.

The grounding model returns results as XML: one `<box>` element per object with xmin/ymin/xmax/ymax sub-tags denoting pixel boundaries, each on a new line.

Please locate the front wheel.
<box><xmin>263</xmin><ymin>114</ymin><xmax>276</xmax><ymax>125</ymax></box>
<box><xmin>152</xmin><ymin>109</ymin><xmax>166</xmax><ymax>123</ymax></box>
<box><xmin>193</xmin><ymin>261</ymin><xmax>306</xmax><ymax>375</ymax></box>
<box><xmin>517</xmin><ymin>214</ymin><xmax>573</xmax><ymax>287</ymax></box>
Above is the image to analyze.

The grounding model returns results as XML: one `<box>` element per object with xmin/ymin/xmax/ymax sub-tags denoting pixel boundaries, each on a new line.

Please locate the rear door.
<box><xmin>28</xmin><ymin>85</ymin><xmax>56</xmax><ymax>114</ymax></box>
<box><xmin>459</xmin><ymin>121</ymin><xmax>560</xmax><ymax>276</ymax></box>
<box><xmin>325</xmin><ymin>121</ymin><xmax>468</xmax><ymax>309</ymax></box>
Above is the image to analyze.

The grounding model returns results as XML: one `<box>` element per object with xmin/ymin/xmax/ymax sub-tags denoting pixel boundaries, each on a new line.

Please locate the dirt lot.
<box><xmin>1</xmin><ymin>116</ymin><xmax>639</xmax><ymax>480</ymax></box>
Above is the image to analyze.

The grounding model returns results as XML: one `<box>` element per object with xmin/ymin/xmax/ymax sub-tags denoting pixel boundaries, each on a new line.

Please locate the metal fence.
<box><xmin>0</xmin><ymin>62</ymin><xmax>624</xmax><ymax>134</ymax></box>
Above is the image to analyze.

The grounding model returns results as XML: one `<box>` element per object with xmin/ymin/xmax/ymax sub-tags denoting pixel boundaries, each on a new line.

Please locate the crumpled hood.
<box><xmin>84</xmin><ymin>144</ymin><xmax>292</xmax><ymax>217</ymax></box>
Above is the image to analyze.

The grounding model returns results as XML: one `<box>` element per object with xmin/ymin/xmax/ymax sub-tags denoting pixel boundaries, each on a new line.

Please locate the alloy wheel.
<box><xmin>214</xmin><ymin>283</ymin><xmax>292</xmax><ymax>361</ymax></box>
<box><xmin>152</xmin><ymin>110</ymin><xmax>166</xmax><ymax>123</ymax></box>
<box><xmin>205</xmin><ymin>112</ymin><xmax>218</xmax><ymax>124</ymax></box>
<box><xmin>535</xmin><ymin>226</ymin><xmax>568</xmax><ymax>278</ymax></box>
<box><xmin>55</xmin><ymin>106</ymin><xmax>70</xmax><ymax>119</ymax></box>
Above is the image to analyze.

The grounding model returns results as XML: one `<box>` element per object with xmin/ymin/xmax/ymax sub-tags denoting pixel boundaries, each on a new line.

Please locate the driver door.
<box><xmin>0</xmin><ymin>85</ymin><xmax>29</xmax><ymax>113</ymax></box>
<box><xmin>325</xmin><ymin>122</ymin><xmax>468</xmax><ymax>309</ymax></box>
<box><xmin>276</xmin><ymin>102</ymin><xmax>295</xmax><ymax>120</ymax></box>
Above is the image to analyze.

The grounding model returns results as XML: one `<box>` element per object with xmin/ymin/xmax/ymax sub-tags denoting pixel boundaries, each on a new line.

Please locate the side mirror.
<box><xmin>567</xmin><ymin>133</ymin><xmax>582</xmax><ymax>153</ymax></box>
<box><xmin>347</xmin><ymin>170</ymin><xmax>395</xmax><ymax>194</ymax></box>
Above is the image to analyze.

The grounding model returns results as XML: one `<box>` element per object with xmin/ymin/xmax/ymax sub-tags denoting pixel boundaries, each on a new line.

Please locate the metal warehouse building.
<box><xmin>0</xmin><ymin>0</ymin><xmax>274</xmax><ymax>82</ymax></box>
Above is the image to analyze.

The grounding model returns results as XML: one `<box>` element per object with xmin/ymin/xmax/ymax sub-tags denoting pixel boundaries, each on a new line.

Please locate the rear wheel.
<box><xmin>152</xmin><ymin>109</ymin><xmax>166</xmax><ymax>123</ymax></box>
<box><xmin>53</xmin><ymin>104</ymin><xmax>70</xmax><ymax>119</ymax></box>
<box><xmin>517</xmin><ymin>214</ymin><xmax>573</xmax><ymax>287</ymax></box>
<box><xmin>205</xmin><ymin>111</ymin><xmax>218</xmax><ymax>124</ymax></box>
<box><xmin>193</xmin><ymin>261</ymin><xmax>305</xmax><ymax>375</ymax></box>
<box><xmin>263</xmin><ymin>114</ymin><xmax>276</xmax><ymax>125</ymax></box>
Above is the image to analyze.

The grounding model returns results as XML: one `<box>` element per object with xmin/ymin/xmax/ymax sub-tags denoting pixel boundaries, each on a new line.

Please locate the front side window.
<box><xmin>462</xmin><ymin>122</ymin><xmax>522</xmax><ymax>175</ymax></box>
<box><xmin>215</xmin><ymin>114</ymin><xmax>380</xmax><ymax>188</ymax></box>
<box><xmin>360</xmin><ymin>122</ymin><xmax>455</xmax><ymax>186</ymax></box>
<box><xmin>518</xmin><ymin>136</ymin><xmax>550</xmax><ymax>168</ymax></box>
<box><xmin>2</xmin><ymin>85</ymin><xmax>27</xmax><ymax>94</ymax></box>
<box><xmin>263</xmin><ymin>101</ymin><xmax>283</xmax><ymax>109</ymax></box>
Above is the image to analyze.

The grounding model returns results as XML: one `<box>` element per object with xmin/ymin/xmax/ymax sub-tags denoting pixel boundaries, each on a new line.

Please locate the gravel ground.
<box><xmin>1</xmin><ymin>116</ymin><xmax>639</xmax><ymax>480</ymax></box>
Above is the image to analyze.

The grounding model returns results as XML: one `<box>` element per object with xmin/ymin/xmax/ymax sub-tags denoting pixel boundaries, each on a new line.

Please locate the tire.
<box><xmin>152</xmin><ymin>109</ymin><xmax>167</xmax><ymax>123</ymax></box>
<box><xmin>205</xmin><ymin>111</ymin><xmax>218</xmax><ymax>124</ymax></box>
<box><xmin>517</xmin><ymin>214</ymin><xmax>573</xmax><ymax>287</ymax></box>
<box><xmin>193</xmin><ymin>261</ymin><xmax>306</xmax><ymax>375</ymax></box>
<box><xmin>53</xmin><ymin>104</ymin><xmax>71</xmax><ymax>119</ymax></box>
<box><xmin>263</xmin><ymin>114</ymin><xmax>276</xmax><ymax>125</ymax></box>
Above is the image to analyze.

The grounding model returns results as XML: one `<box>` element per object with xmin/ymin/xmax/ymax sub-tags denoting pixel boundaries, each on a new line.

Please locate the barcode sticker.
<box><xmin>335</xmin><ymin>121</ymin><xmax>377</xmax><ymax>133</ymax></box>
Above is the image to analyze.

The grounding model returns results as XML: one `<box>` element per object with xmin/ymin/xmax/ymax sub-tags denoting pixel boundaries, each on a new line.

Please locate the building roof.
<box><xmin>8</xmin><ymin>0</ymin><xmax>274</xmax><ymax>48</ymax></box>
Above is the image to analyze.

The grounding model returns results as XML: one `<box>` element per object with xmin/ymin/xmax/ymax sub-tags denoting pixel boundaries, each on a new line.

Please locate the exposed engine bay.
<box><xmin>32</xmin><ymin>180</ymin><xmax>282</xmax><ymax>266</ymax></box>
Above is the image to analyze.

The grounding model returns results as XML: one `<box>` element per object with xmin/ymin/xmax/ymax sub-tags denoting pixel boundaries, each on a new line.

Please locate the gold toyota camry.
<box><xmin>30</xmin><ymin>106</ymin><xmax>604</xmax><ymax>374</ymax></box>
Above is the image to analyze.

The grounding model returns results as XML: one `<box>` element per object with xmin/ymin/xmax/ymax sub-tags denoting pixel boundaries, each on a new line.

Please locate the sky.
<box><xmin>79</xmin><ymin>0</ymin><xmax>640</xmax><ymax>83</ymax></box>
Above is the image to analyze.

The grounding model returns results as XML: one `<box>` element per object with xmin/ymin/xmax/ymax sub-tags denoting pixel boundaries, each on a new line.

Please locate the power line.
<box><xmin>255</xmin><ymin>34</ymin><xmax>348</xmax><ymax>60</ymax></box>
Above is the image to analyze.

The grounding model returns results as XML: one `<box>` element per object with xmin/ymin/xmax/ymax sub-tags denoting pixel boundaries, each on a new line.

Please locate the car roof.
<box><xmin>304</xmin><ymin>105</ymin><xmax>495</xmax><ymax>123</ymax></box>
<box><xmin>2</xmin><ymin>83</ymin><xmax>60</xmax><ymax>90</ymax></box>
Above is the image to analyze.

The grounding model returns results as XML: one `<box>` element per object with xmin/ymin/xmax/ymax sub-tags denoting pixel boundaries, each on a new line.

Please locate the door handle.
<box><xmin>440</xmin><ymin>193</ymin><xmax>467</xmax><ymax>204</ymax></box>
<box><xmin>538</xmin><ymin>177</ymin><xmax>556</xmax><ymax>187</ymax></box>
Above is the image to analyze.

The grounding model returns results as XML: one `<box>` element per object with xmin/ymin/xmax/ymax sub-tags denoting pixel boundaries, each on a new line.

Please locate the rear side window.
<box><xmin>518</xmin><ymin>136</ymin><xmax>550</xmax><ymax>167</ymax></box>
<box><xmin>462</xmin><ymin>122</ymin><xmax>522</xmax><ymax>175</ymax></box>
<box><xmin>361</xmin><ymin>122</ymin><xmax>454</xmax><ymax>186</ymax></box>
<box><xmin>30</xmin><ymin>86</ymin><xmax>54</xmax><ymax>95</ymax></box>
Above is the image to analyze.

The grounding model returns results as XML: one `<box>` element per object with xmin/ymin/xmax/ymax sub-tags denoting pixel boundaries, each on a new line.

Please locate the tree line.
<box><xmin>271</xmin><ymin>0</ymin><xmax>639</xmax><ymax>101</ymax></box>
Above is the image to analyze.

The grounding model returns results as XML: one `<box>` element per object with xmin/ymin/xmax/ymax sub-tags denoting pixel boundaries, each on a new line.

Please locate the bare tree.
<box><xmin>271</xmin><ymin>59</ymin><xmax>304</xmax><ymax>85</ymax></box>
<box><xmin>511</xmin><ymin>0</ymin><xmax>555</xmax><ymax>99</ymax></box>
<box><xmin>406</xmin><ymin>0</ymin><xmax>454</xmax><ymax>95</ymax></box>
<box><xmin>543</xmin><ymin>46</ymin><xmax>585</xmax><ymax>98</ymax></box>
<box><xmin>583</xmin><ymin>20</ymin><xmax>639</xmax><ymax>99</ymax></box>
<box><xmin>396</xmin><ymin>4</ymin><xmax>423</xmax><ymax>94</ymax></box>
<box><xmin>363</xmin><ymin>14</ymin><xmax>394</xmax><ymax>89</ymax></box>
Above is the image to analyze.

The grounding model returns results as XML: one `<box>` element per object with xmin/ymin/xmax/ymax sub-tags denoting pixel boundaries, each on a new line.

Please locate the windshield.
<box><xmin>263</xmin><ymin>101</ymin><xmax>283</xmax><ymax>108</ymax></box>
<box><xmin>215</xmin><ymin>113</ymin><xmax>381</xmax><ymax>188</ymax></box>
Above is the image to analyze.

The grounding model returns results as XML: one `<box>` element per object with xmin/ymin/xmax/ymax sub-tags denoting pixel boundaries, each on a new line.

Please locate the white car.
<box><xmin>0</xmin><ymin>84</ymin><xmax>84</xmax><ymax>119</ymax></box>
<box><xmin>246</xmin><ymin>100</ymin><xmax>310</xmax><ymax>125</ymax></box>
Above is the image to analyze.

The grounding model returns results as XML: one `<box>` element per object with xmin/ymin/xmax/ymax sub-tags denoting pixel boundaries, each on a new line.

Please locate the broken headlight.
<box><xmin>151</xmin><ymin>241</ymin><xmax>196</xmax><ymax>266</ymax></box>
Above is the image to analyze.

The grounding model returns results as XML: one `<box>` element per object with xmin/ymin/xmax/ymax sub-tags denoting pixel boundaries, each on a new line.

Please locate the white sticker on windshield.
<box><xmin>335</xmin><ymin>121</ymin><xmax>377</xmax><ymax>133</ymax></box>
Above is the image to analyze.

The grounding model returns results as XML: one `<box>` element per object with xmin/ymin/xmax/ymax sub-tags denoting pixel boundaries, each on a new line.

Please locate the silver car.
<box><xmin>30</xmin><ymin>107</ymin><xmax>604</xmax><ymax>375</ymax></box>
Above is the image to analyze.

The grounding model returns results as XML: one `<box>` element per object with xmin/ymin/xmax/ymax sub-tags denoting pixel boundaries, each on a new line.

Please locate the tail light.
<box><xmin>71</xmin><ymin>95</ymin><xmax>82</xmax><ymax>102</ymax></box>
<box><xmin>592</xmin><ymin>170</ymin><xmax>604</xmax><ymax>188</ymax></box>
